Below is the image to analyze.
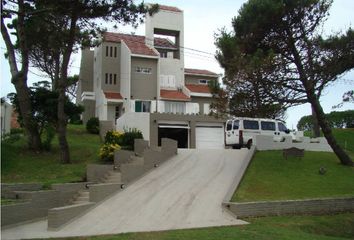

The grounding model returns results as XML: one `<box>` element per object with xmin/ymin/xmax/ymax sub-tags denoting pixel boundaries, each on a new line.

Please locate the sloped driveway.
<box><xmin>2</xmin><ymin>149</ymin><xmax>249</xmax><ymax>239</ymax></box>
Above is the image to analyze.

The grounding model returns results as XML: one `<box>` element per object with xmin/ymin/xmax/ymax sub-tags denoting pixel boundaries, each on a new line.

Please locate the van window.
<box><xmin>226</xmin><ymin>121</ymin><xmax>232</xmax><ymax>131</ymax></box>
<box><xmin>233</xmin><ymin>120</ymin><xmax>239</xmax><ymax>130</ymax></box>
<box><xmin>278</xmin><ymin>122</ymin><xmax>288</xmax><ymax>132</ymax></box>
<box><xmin>261</xmin><ymin>121</ymin><xmax>275</xmax><ymax>131</ymax></box>
<box><xmin>244</xmin><ymin>120</ymin><xmax>259</xmax><ymax>130</ymax></box>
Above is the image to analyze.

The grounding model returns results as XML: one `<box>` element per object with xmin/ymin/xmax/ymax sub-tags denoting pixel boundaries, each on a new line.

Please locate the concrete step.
<box><xmin>77</xmin><ymin>191</ymin><xmax>89</xmax><ymax>197</ymax></box>
<box><xmin>72</xmin><ymin>200</ymin><xmax>89</xmax><ymax>205</ymax></box>
<box><xmin>76</xmin><ymin>196</ymin><xmax>89</xmax><ymax>201</ymax></box>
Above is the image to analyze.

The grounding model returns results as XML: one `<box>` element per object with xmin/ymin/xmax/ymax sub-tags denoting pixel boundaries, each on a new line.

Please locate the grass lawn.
<box><xmin>1</xmin><ymin>124</ymin><xmax>102</xmax><ymax>188</ymax></box>
<box><xmin>47</xmin><ymin>213</ymin><xmax>354</xmax><ymax>240</ymax></box>
<box><xmin>232</xmin><ymin>128</ymin><xmax>354</xmax><ymax>202</ymax></box>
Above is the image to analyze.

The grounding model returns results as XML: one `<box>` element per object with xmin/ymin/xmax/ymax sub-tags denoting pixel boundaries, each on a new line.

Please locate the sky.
<box><xmin>1</xmin><ymin>0</ymin><xmax>353</xmax><ymax>129</ymax></box>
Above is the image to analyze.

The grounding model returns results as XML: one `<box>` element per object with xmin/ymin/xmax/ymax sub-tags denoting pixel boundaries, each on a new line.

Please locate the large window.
<box><xmin>199</xmin><ymin>79</ymin><xmax>210</xmax><ymax>85</ymax></box>
<box><xmin>243</xmin><ymin>120</ymin><xmax>259</xmax><ymax>130</ymax></box>
<box><xmin>135</xmin><ymin>101</ymin><xmax>151</xmax><ymax>113</ymax></box>
<box><xmin>165</xmin><ymin>101</ymin><xmax>185</xmax><ymax>114</ymax></box>
<box><xmin>261</xmin><ymin>121</ymin><xmax>276</xmax><ymax>131</ymax></box>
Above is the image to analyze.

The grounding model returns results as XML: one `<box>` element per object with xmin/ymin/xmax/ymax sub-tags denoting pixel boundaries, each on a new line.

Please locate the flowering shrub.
<box><xmin>104</xmin><ymin>130</ymin><xmax>124</xmax><ymax>145</ymax></box>
<box><xmin>99</xmin><ymin>143</ymin><xmax>121</xmax><ymax>162</ymax></box>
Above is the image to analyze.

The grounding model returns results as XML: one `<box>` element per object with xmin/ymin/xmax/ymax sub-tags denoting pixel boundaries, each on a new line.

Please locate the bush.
<box><xmin>99</xmin><ymin>143</ymin><xmax>121</xmax><ymax>162</ymax></box>
<box><xmin>10</xmin><ymin>128</ymin><xmax>24</xmax><ymax>134</ymax></box>
<box><xmin>104</xmin><ymin>130</ymin><xmax>124</xmax><ymax>145</ymax></box>
<box><xmin>42</xmin><ymin>125</ymin><xmax>56</xmax><ymax>151</ymax></box>
<box><xmin>121</xmin><ymin>128</ymin><xmax>143</xmax><ymax>150</ymax></box>
<box><xmin>86</xmin><ymin>117</ymin><xmax>99</xmax><ymax>134</ymax></box>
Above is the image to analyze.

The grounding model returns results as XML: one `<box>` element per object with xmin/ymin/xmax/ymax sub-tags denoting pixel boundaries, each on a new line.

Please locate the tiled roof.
<box><xmin>154</xmin><ymin>38</ymin><xmax>177</xmax><ymax>49</ymax></box>
<box><xmin>184</xmin><ymin>68</ymin><xmax>219</xmax><ymax>77</ymax></box>
<box><xmin>185</xmin><ymin>84</ymin><xmax>211</xmax><ymax>94</ymax></box>
<box><xmin>160</xmin><ymin>90</ymin><xmax>190</xmax><ymax>101</ymax></box>
<box><xmin>159</xmin><ymin>5</ymin><xmax>182</xmax><ymax>12</ymax></box>
<box><xmin>104</xmin><ymin>92</ymin><xmax>123</xmax><ymax>100</ymax></box>
<box><xmin>103</xmin><ymin>32</ymin><xmax>158</xmax><ymax>56</ymax></box>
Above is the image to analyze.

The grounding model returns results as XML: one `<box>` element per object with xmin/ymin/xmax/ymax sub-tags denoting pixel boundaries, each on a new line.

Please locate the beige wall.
<box><xmin>131</xmin><ymin>57</ymin><xmax>158</xmax><ymax>100</ymax></box>
<box><xmin>185</xmin><ymin>75</ymin><xmax>217</xmax><ymax>85</ymax></box>
<box><xmin>190</xmin><ymin>96</ymin><xmax>214</xmax><ymax>114</ymax></box>
<box><xmin>82</xmin><ymin>99</ymin><xmax>95</xmax><ymax>124</ymax></box>
<box><xmin>100</xmin><ymin>42</ymin><xmax>121</xmax><ymax>93</ymax></box>
<box><xmin>77</xmin><ymin>49</ymin><xmax>94</xmax><ymax>104</ymax></box>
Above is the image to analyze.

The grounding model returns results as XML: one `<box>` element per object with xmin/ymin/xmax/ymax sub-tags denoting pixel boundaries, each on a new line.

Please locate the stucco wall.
<box><xmin>185</xmin><ymin>75</ymin><xmax>217</xmax><ymax>85</ymax></box>
<box><xmin>77</xmin><ymin>49</ymin><xmax>94</xmax><ymax>100</ymax></box>
<box><xmin>190</xmin><ymin>96</ymin><xmax>214</xmax><ymax>115</ymax></box>
<box><xmin>1</xmin><ymin>101</ymin><xmax>12</xmax><ymax>135</ymax></box>
<box><xmin>116</xmin><ymin>112</ymin><xmax>150</xmax><ymax>141</ymax></box>
<box><xmin>131</xmin><ymin>57</ymin><xmax>158</xmax><ymax>100</ymax></box>
<box><xmin>100</xmin><ymin>42</ymin><xmax>121</xmax><ymax>93</ymax></box>
<box><xmin>81</xmin><ymin>99</ymin><xmax>95</xmax><ymax>124</ymax></box>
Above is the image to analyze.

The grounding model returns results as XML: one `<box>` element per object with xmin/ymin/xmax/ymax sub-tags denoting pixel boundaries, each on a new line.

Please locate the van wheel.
<box><xmin>232</xmin><ymin>144</ymin><xmax>241</xmax><ymax>149</ymax></box>
<box><xmin>246</xmin><ymin>140</ymin><xmax>252</xmax><ymax>149</ymax></box>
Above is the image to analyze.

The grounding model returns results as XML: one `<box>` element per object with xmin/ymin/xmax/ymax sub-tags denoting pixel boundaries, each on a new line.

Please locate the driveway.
<box><xmin>2</xmin><ymin>149</ymin><xmax>249</xmax><ymax>239</ymax></box>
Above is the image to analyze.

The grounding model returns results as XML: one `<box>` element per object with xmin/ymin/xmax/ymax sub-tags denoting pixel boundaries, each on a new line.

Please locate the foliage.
<box><xmin>298</xmin><ymin>110</ymin><xmax>354</xmax><ymax>131</ymax></box>
<box><xmin>120</xmin><ymin>128</ymin><xmax>144</xmax><ymax>150</ymax></box>
<box><xmin>99</xmin><ymin>143</ymin><xmax>121</xmax><ymax>162</ymax></box>
<box><xmin>104</xmin><ymin>130</ymin><xmax>124</xmax><ymax>145</ymax></box>
<box><xmin>42</xmin><ymin>125</ymin><xmax>56</xmax><ymax>151</ymax></box>
<box><xmin>1</xmin><ymin>124</ymin><xmax>101</xmax><ymax>187</ymax></box>
<box><xmin>10</xmin><ymin>128</ymin><xmax>24</xmax><ymax>134</ymax></box>
<box><xmin>333</xmin><ymin>90</ymin><xmax>354</xmax><ymax>109</ymax></box>
<box><xmin>215</xmin><ymin>0</ymin><xmax>354</xmax><ymax>166</ymax></box>
<box><xmin>86</xmin><ymin>117</ymin><xmax>99</xmax><ymax>134</ymax></box>
<box><xmin>233</xmin><ymin>150</ymin><xmax>354</xmax><ymax>203</ymax></box>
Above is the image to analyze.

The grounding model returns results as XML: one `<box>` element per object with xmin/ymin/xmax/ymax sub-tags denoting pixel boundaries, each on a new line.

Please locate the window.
<box><xmin>226</xmin><ymin>121</ymin><xmax>232</xmax><ymax>131</ymax></box>
<box><xmin>278</xmin><ymin>122</ymin><xmax>288</xmax><ymax>132</ymax></box>
<box><xmin>261</xmin><ymin>121</ymin><xmax>276</xmax><ymax>131</ymax></box>
<box><xmin>199</xmin><ymin>79</ymin><xmax>210</xmax><ymax>85</ymax></box>
<box><xmin>160</xmin><ymin>52</ymin><xmax>167</xmax><ymax>58</ymax></box>
<box><xmin>109</xmin><ymin>74</ymin><xmax>112</xmax><ymax>84</ymax></box>
<box><xmin>135</xmin><ymin>67</ymin><xmax>152</xmax><ymax>74</ymax></box>
<box><xmin>114</xmin><ymin>47</ymin><xmax>117</xmax><ymax>58</ymax></box>
<box><xmin>110</xmin><ymin>46</ymin><xmax>113</xmax><ymax>57</ymax></box>
<box><xmin>115</xmin><ymin>106</ymin><xmax>120</xmax><ymax>119</ymax></box>
<box><xmin>233</xmin><ymin>120</ymin><xmax>239</xmax><ymax>130</ymax></box>
<box><xmin>105</xmin><ymin>73</ymin><xmax>108</xmax><ymax>84</ymax></box>
<box><xmin>165</xmin><ymin>101</ymin><xmax>186</xmax><ymax>114</ymax></box>
<box><xmin>243</xmin><ymin>120</ymin><xmax>259</xmax><ymax>130</ymax></box>
<box><xmin>106</xmin><ymin>46</ymin><xmax>109</xmax><ymax>56</ymax></box>
<box><xmin>113</xmin><ymin>74</ymin><xmax>117</xmax><ymax>85</ymax></box>
<box><xmin>135</xmin><ymin>101</ymin><xmax>151</xmax><ymax>113</ymax></box>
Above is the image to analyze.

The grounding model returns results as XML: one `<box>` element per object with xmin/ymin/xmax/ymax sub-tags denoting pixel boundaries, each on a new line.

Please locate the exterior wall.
<box><xmin>190</xmin><ymin>96</ymin><xmax>213</xmax><ymax>115</ymax></box>
<box><xmin>185</xmin><ymin>75</ymin><xmax>217</xmax><ymax>85</ymax></box>
<box><xmin>224</xmin><ymin>197</ymin><xmax>354</xmax><ymax>218</ymax></box>
<box><xmin>116</xmin><ymin>112</ymin><xmax>150</xmax><ymax>141</ymax></box>
<box><xmin>120</xmin><ymin>42</ymin><xmax>132</xmax><ymax>113</ymax></box>
<box><xmin>77</xmin><ymin>49</ymin><xmax>94</xmax><ymax>103</ymax></box>
<box><xmin>131</xmin><ymin>57</ymin><xmax>158</xmax><ymax>100</ymax></box>
<box><xmin>1</xmin><ymin>183</ymin><xmax>42</xmax><ymax>199</ymax></box>
<box><xmin>150</xmin><ymin>113</ymin><xmax>226</xmax><ymax>148</ymax></box>
<box><xmin>82</xmin><ymin>99</ymin><xmax>95</xmax><ymax>124</ymax></box>
<box><xmin>1</xmin><ymin>101</ymin><xmax>12</xmax><ymax>135</ymax></box>
<box><xmin>100</xmin><ymin>42</ymin><xmax>121</xmax><ymax>93</ymax></box>
<box><xmin>94</xmin><ymin>44</ymin><xmax>103</xmax><ymax>118</ymax></box>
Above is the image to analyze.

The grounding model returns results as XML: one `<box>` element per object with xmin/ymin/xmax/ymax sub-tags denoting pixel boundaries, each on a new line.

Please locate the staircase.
<box><xmin>101</xmin><ymin>171</ymin><xmax>122</xmax><ymax>183</ymax></box>
<box><xmin>71</xmin><ymin>190</ymin><xmax>90</xmax><ymax>205</ymax></box>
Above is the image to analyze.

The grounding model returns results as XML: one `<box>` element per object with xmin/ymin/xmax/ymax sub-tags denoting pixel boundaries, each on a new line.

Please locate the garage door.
<box><xmin>196</xmin><ymin>123</ymin><xmax>224</xmax><ymax>149</ymax></box>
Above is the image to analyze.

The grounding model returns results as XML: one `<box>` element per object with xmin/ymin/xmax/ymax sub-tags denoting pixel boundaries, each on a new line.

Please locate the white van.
<box><xmin>225</xmin><ymin>117</ymin><xmax>292</xmax><ymax>149</ymax></box>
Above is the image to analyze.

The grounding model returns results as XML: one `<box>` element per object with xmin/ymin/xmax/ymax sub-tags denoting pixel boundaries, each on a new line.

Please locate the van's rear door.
<box><xmin>225</xmin><ymin>120</ymin><xmax>238</xmax><ymax>145</ymax></box>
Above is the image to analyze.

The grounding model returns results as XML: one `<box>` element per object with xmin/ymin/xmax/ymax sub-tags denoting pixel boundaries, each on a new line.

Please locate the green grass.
<box><xmin>46</xmin><ymin>213</ymin><xmax>354</xmax><ymax>240</ymax></box>
<box><xmin>1</xmin><ymin>124</ymin><xmax>101</xmax><ymax>188</ymax></box>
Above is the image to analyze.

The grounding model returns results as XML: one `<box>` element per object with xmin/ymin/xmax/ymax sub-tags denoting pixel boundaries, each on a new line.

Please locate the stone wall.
<box><xmin>224</xmin><ymin>197</ymin><xmax>354</xmax><ymax>217</ymax></box>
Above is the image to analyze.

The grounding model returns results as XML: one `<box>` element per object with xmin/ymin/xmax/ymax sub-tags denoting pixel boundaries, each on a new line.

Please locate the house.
<box><xmin>1</xmin><ymin>99</ymin><xmax>12</xmax><ymax>135</ymax></box>
<box><xmin>77</xmin><ymin>5</ymin><xmax>225</xmax><ymax>149</ymax></box>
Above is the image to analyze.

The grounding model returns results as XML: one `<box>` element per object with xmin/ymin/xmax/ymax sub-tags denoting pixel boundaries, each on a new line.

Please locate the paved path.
<box><xmin>2</xmin><ymin>149</ymin><xmax>249</xmax><ymax>239</ymax></box>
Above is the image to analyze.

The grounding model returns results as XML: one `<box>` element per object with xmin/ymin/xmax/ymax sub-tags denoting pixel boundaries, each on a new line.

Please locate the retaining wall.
<box><xmin>89</xmin><ymin>183</ymin><xmax>122</xmax><ymax>203</ymax></box>
<box><xmin>224</xmin><ymin>197</ymin><xmax>354</xmax><ymax>217</ymax></box>
<box><xmin>1</xmin><ymin>183</ymin><xmax>42</xmax><ymax>198</ymax></box>
<box><xmin>87</xmin><ymin>164</ymin><xmax>113</xmax><ymax>182</ymax></box>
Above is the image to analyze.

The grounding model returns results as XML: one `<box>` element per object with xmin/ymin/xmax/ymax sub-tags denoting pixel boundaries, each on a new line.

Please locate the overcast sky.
<box><xmin>1</xmin><ymin>0</ymin><xmax>353</xmax><ymax>129</ymax></box>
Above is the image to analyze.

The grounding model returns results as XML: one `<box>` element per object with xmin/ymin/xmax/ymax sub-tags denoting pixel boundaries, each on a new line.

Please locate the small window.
<box><xmin>113</xmin><ymin>74</ymin><xmax>117</xmax><ymax>85</ymax></box>
<box><xmin>233</xmin><ymin>120</ymin><xmax>239</xmax><ymax>130</ymax></box>
<box><xmin>110</xmin><ymin>46</ymin><xmax>113</xmax><ymax>57</ymax></box>
<box><xmin>115</xmin><ymin>106</ymin><xmax>120</xmax><ymax>119</ymax></box>
<box><xmin>135</xmin><ymin>101</ymin><xmax>151</xmax><ymax>113</ymax></box>
<box><xmin>243</xmin><ymin>120</ymin><xmax>259</xmax><ymax>130</ymax></box>
<box><xmin>199</xmin><ymin>79</ymin><xmax>210</xmax><ymax>85</ymax></box>
<box><xmin>160</xmin><ymin>52</ymin><xmax>167</xmax><ymax>58</ymax></box>
<box><xmin>135</xmin><ymin>67</ymin><xmax>152</xmax><ymax>74</ymax></box>
<box><xmin>109</xmin><ymin>74</ymin><xmax>112</xmax><ymax>84</ymax></box>
<box><xmin>226</xmin><ymin>121</ymin><xmax>232</xmax><ymax>131</ymax></box>
<box><xmin>105</xmin><ymin>73</ymin><xmax>108</xmax><ymax>84</ymax></box>
<box><xmin>114</xmin><ymin>47</ymin><xmax>117</xmax><ymax>58</ymax></box>
<box><xmin>261</xmin><ymin>121</ymin><xmax>276</xmax><ymax>131</ymax></box>
<box><xmin>106</xmin><ymin>46</ymin><xmax>108</xmax><ymax>57</ymax></box>
<box><xmin>278</xmin><ymin>122</ymin><xmax>288</xmax><ymax>132</ymax></box>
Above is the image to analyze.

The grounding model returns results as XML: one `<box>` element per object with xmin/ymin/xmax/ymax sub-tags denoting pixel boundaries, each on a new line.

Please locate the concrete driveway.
<box><xmin>2</xmin><ymin>149</ymin><xmax>249</xmax><ymax>239</ymax></box>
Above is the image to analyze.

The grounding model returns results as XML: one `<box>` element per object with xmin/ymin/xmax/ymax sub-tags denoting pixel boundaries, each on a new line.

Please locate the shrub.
<box><xmin>42</xmin><ymin>125</ymin><xmax>56</xmax><ymax>151</ymax></box>
<box><xmin>10</xmin><ymin>128</ymin><xmax>24</xmax><ymax>134</ymax></box>
<box><xmin>121</xmin><ymin>128</ymin><xmax>143</xmax><ymax>150</ymax></box>
<box><xmin>86</xmin><ymin>117</ymin><xmax>99</xmax><ymax>134</ymax></box>
<box><xmin>99</xmin><ymin>143</ymin><xmax>121</xmax><ymax>162</ymax></box>
<box><xmin>104</xmin><ymin>130</ymin><xmax>124</xmax><ymax>145</ymax></box>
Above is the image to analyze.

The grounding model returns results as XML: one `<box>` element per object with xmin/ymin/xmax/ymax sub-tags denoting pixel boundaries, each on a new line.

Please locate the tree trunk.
<box><xmin>311</xmin><ymin>105</ymin><xmax>321</xmax><ymax>137</ymax></box>
<box><xmin>57</xmin><ymin>87</ymin><xmax>71</xmax><ymax>164</ymax></box>
<box><xmin>309</xmin><ymin>95</ymin><xmax>353</xmax><ymax>166</ymax></box>
<box><xmin>13</xmin><ymin>75</ymin><xmax>42</xmax><ymax>150</ymax></box>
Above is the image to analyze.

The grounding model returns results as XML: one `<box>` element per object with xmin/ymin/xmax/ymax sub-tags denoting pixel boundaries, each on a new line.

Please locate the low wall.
<box><xmin>1</xmin><ymin>183</ymin><xmax>89</xmax><ymax>227</ymax></box>
<box><xmin>47</xmin><ymin>202</ymin><xmax>95</xmax><ymax>230</ymax></box>
<box><xmin>1</xmin><ymin>183</ymin><xmax>42</xmax><ymax>198</ymax></box>
<box><xmin>114</xmin><ymin>150</ymin><xmax>134</xmax><ymax>166</ymax></box>
<box><xmin>87</xmin><ymin>164</ymin><xmax>113</xmax><ymax>183</ymax></box>
<box><xmin>89</xmin><ymin>183</ymin><xmax>122</xmax><ymax>203</ymax></box>
<box><xmin>99</xmin><ymin>120</ymin><xmax>114</xmax><ymax>141</ymax></box>
<box><xmin>254</xmin><ymin>135</ymin><xmax>332</xmax><ymax>152</ymax></box>
<box><xmin>224</xmin><ymin>197</ymin><xmax>354</xmax><ymax>217</ymax></box>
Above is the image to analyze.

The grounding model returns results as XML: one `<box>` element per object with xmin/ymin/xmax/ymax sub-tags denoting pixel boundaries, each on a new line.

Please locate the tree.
<box><xmin>333</xmin><ymin>90</ymin><xmax>354</xmax><ymax>109</ymax></box>
<box><xmin>1</xmin><ymin>0</ymin><xmax>42</xmax><ymax>150</ymax></box>
<box><xmin>216</xmin><ymin>0</ymin><xmax>354</xmax><ymax>166</ymax></box>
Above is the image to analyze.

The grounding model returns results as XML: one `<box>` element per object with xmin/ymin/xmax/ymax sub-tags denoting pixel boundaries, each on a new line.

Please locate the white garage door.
<box><xmin>196</xmin><ymin>123</ymin><xmax>225</xmax><ymax>149</ymax></box>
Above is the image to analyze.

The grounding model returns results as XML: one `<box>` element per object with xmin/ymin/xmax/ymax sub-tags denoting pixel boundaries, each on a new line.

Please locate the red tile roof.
<box><xmin>184</xmin><ymin>68</ymin><xmax>219</xmax><ymax>77</ymax></box>
<box><xmin>160</xmin><ymin>90</ymin><xmax>190</xmax><ymax>101</ymax></box>
<box><xmin>185</xmin><ymin>84</ymin><xmax>211</xmax><ymax>94</ymax></box>
<box><xmin>159</xmin><ymin>5</ymin><xmax>182</xmax><ymax>13</ymax></box>
<box><xmin>154</xmin><ymin>38</ymin><xmax>177</xmax><ymax>49</ymax></box>
<box><xmin>104</xmin><ymin>92</ymin><xmax>123</xmax><ymax>100</ymax></box>
<box><xmin>103</xmin><ymin>32</ymin><xmax>158</xmax><ymax>56</ymax></box>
